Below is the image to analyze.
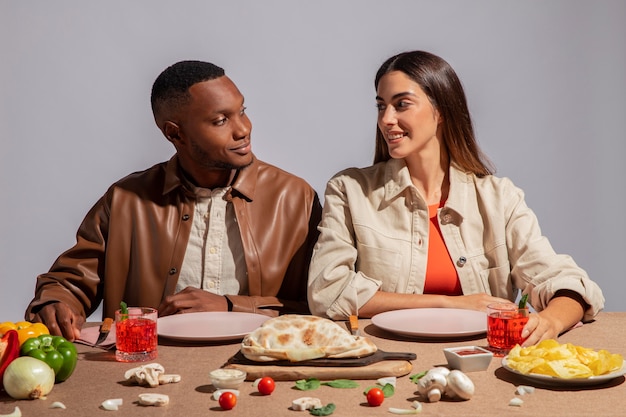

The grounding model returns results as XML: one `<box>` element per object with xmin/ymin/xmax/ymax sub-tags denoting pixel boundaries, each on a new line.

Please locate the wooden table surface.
<box><xmin>1</xmin><ymin>312</ymin><xmax>624</xmax><ymax>417</ymax></box>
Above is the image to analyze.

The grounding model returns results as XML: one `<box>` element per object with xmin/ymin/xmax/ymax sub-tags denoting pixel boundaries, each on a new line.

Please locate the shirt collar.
<box><xmin>162</xmin><ymin>154</ymin><xmax>259</xmax><ymax>201</ymax></box>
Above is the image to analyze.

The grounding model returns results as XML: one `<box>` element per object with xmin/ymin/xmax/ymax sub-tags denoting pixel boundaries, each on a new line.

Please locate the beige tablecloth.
<box><xmin>1</xmin><ymin>312</ymin><xmax>624</xmax><ymax>417</ymax></box>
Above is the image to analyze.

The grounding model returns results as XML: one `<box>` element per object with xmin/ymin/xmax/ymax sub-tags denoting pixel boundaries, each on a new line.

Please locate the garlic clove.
<box><xmin>138</xmin><ymin>393</ymin><xmax>170</xmax><ymax>406</ymax></box>
<box><xmin>509</xmin><ymin>397</ymin><xmax>524</xmax><ymax>407</ymax></box>
<box><xmin>101</xmin><ymin>398</ymin><xmax>123</xmax><ymax>411</ymax></box>
<box><xmin>50</xmin><ymin>402</ymin><xmax>67</xmax><ymax>409</ymax></box>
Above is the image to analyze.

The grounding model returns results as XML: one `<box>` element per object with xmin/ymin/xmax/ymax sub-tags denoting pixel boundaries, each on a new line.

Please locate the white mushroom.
<box><xmin>416</xmin><ymin>369</ymin><xmax>449</xmax><ymax>402</ymax></box>
<box><xmin>124</xmin><ymin>363</ymin><xmax>165</xmax><ymax>387</ymax></box>
<box><xmin>138</xmin><ymin>393</ymin><xmax>170</xmax><ymax>407</ymax></box>
<box><xmin>445</xmin><ymin>369</ymin><xmax>475</xmax><ymax>400</ymax></box>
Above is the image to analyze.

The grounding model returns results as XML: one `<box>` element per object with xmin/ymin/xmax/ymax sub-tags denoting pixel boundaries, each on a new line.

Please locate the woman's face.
<box><xmin>376</xmin><ymin>71</ymin><xmax>441</xmax><ymax>160</ymax></box>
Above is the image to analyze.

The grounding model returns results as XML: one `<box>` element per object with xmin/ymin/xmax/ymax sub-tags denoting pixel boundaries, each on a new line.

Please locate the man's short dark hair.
<box><xmin>151</xmin><ymin>60</ymin><xmax>225</xmax><ymax>123</ymax></box>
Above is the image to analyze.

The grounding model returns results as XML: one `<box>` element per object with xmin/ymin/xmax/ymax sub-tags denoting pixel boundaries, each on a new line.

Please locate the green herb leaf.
<box><xmin>321</xmin><ymin>379</ymin><xmax>359</xmax><ymax>389</ymax></box>
<box><xmin>119</xmin><ymin>301</ymin><xmax>128</xmax><ymax>321</ymax></box>
<box><xmin>409</xmin><ymin>371</ymin><xmax>427</xmax><ymax>384</ymax></box>
<box><xmin>518</xmin><ymin>294</ymin><xmax>529</xmax><ymax>309</ymax></box>
<box><xmin>295</xmin><ymin>378</ymin><xmax>321</xmax><ymax>391</ymax></box>
<box><xmin>381</xmin><ymin>383</ymin><xmax>395</xmax><ymax>397</ymax></box>
<box><xmin>310</xmin><ymin>403</ymin><xmax>336</xmax><ymax>416</ymax></box>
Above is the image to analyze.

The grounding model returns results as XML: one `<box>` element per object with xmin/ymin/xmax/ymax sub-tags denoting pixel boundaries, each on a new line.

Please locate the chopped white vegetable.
<box><xmin>50</xmin><ymin>402</ymin><xmax>67</xmax><ymax>409</ymax></box>
<box><xmin>101</xmin><ymin>398</ymin><xmax>123</xmax><ymax>411</ymax></box>
<box><xmin>0</xmin><ymin>406</ymin><xmax>21</xmax><ymax>417</ymax></box>
<box><xmin>509</xmin><ymin>397</ymin><xmax>524</xmax><ymax>407</ymax></box>
<box><xmin>377</xmin><ymin>376</ymin><xmax>397</xmax><ymax>387</ymax></box>
<box><xmin>516</xmin><ymin>385</ymin><xmax>535</xmax><ymax>395</ymax></box>
<box><xmin>388</xmin><ymin>401</ymin><xmax>422</xmax><ymax>414</ymax></box>
<box><xmin>212</xmin><ymin>389</ymin><xmax>240</xmax><ymax>400</ymax></box>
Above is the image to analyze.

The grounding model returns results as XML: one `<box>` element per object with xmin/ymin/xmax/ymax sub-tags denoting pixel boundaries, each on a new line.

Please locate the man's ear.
<box><xmin>163</xmin><ymin>121</ymin><xmax>181</xmax><ymax>143</ymax></box>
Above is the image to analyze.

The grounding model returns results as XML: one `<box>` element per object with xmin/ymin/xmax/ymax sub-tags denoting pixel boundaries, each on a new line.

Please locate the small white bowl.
<box><xmin>209</xmin><ymin>368</ymin><xmax>247</xmax><ymax>389</ymax></box>
<box><xmin>443</xmin><ymin>346</ymin><xmax>493</xmax><ymax>372</ymax></box>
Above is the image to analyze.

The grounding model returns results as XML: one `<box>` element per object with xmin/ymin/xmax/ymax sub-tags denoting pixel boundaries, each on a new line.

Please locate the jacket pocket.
<box><xmin>356</xmin><ymin>243</ymin><xmax>401</xmax><ymax>290</ymax></box>
<box><xmin>479</xmin><ymin>263</ymin><xmax>512</xmax><ymax>299</ymax></box>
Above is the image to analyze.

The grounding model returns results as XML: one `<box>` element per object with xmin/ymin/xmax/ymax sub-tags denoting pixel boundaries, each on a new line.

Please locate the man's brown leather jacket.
<box><xmin>25</xmin><ymin>155</ymin><xmax>321</xmax><ymax>320</ymax></box>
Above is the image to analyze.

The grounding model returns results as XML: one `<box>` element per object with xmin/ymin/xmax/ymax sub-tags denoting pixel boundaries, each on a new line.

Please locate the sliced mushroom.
<box><xmin>124</xmin><ymin>363</ymin><xmax>165</xmax><ymax>387</ymax></box>
<box><xmin>158</xmin><ymin>374</ymin><xmax>182</xmax><ymax>384</ymax></box>
<box><xmin>138</xmin><ymin>393</ymin><xmax>170</xmax><ymax>407</ymax></box>
<box><xmin>291</xmin><ymin>397</ymin><xmax>323</xmax><ymax>411</ymax></box>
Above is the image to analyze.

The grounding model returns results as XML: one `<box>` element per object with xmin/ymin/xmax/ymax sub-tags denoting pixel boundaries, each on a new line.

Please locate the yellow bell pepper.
<box><xmin>0</xmin><ymin>321</ymin><xmax>50</xmax><ymax>346</ymax></box>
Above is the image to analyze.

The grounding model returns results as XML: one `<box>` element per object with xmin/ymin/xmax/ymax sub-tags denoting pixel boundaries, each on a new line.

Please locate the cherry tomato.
<box><xmin>257</xmin><ymin>376</ymin><xmax>276</xmax><ymax>395</ymax></box>
<box><xmin>366</xmin><ymin>387</ymin><xmax>384</xmax><ymax>407</ymax></box>
<box><xmin>219</xmin><ymin>392</ymin><xmax>237</xmax><ymax>410</ymax></box>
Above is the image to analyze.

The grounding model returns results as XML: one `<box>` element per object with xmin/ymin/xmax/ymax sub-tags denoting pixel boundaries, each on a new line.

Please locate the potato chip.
<box><xmin>506</xmin><ymin>339</ymin><xmax>624</xmax><ymax>379</ymax></box>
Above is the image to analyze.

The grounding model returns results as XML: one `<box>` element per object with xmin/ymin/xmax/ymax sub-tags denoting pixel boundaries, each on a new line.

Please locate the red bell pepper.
<box><xmin>0</xmin><ymin>330</ymin><xmax>20</xmax><ymax>389</ymax></box>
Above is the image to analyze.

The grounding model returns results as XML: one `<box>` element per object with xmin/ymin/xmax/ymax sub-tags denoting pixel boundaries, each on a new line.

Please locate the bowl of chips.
<box><xmin>503</xmin><ymin>339</ymin><xmax>624</xmax><ymax>384</ymax></box>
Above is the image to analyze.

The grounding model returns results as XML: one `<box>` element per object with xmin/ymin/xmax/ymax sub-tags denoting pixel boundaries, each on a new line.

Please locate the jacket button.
<box><xmin>456</xmin><ymin>256</ymin><xmax>467</xmax><ymax>267</ymax></box>
<box><xmin>169</xmin><ymin>268</ymin><xmax>177</xmax><ymax>275</ymax></box>
<box><xmin>182</xmin><ymin>214</ymin><xmax>190</xmax><ymax>221</ymax></box>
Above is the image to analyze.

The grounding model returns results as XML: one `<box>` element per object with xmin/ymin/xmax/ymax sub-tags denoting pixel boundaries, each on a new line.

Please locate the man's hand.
<box><xmin>158</xmin><ymin>287</ymin><xmax>229</xmax><ymax>317</ymax></box>
<box><xmin>33</xmin><ymin>302</ymin><xmax>84</xmax><ymax>342</ymax></box>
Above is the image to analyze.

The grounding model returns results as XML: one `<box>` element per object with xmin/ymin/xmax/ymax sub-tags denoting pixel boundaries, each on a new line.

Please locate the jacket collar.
<box><xmin>382</xmin><ymin>158</ymin><xmax>470</xmax><ymax>220</ymax></box>
<box><xmin>162</xmin><ymin>154</ymin><xmax>259</xmax><ymax>201</ymax></box>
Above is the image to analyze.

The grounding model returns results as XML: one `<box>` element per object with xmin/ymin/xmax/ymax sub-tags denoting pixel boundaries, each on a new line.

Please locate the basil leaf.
<box><xmin>310</xmin><ymin>403</ymin><xmax>336</xmax><ymax>416</ymax></box>
<box><xmin>409</xmin><ymin>371</ymin><xmax>427</xmax><ymax>384</ymax></box>
<box><xmin>295</xmin><ymin>378</ymin><xmax>321</xmax><ymax>391</ymax></box>
<box><xmin>321</xmin><ymin>379</ymin><xmax>359</xmax><ymax>389</ymax></box>
<box><xmin>381</xmin><ymin>383</ymin><xmax>395</xmax><ymax>397</ymax></box>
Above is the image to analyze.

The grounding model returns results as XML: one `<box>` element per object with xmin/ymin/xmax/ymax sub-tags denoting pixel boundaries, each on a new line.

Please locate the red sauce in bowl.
<box><xmin>453</xmin><ymin>349</ymin><xmax>486</xmax><ymax>356</ymax></box>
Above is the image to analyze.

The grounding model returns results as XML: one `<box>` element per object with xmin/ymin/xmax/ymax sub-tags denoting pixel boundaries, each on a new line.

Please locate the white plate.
<box><xmin>371</xmin><ymin>308</ymin><xmax>487</xmax><ymax>338</ymax></box>
<box><xmin>157</xmin><ymin>311</ymin><xmax>269</xmax><ymax>341</ymax></box>
<box><xmin>502</xmin><ymin>357</ymin><xmax>626</xmax><ymax>386</ymax></box>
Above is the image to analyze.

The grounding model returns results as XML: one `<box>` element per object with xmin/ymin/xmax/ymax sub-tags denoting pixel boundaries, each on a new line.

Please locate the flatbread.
<box><xmin>241</xmin><ymin>314</ymin><xmax>378</xmax><ymax>362</ymax></box>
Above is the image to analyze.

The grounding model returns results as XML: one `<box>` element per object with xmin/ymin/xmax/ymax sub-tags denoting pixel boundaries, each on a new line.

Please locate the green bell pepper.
<box><xmin>20</xmin><ymin>334</ymin><xmax>78</xmax><ymax>383</ymax></box>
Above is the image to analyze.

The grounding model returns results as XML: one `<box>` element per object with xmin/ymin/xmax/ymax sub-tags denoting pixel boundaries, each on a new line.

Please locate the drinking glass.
<box><xmin>486</xmin><ymin>302</ymin><xmax>529</xmax><ymax>356</ymax></box>
<box><xmin>115</xmin><ymin>307</ymin><xmax>158</xmax><ymax>362</ymax></box>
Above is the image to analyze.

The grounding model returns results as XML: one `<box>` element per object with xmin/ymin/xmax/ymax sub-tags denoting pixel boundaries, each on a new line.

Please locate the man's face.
<box><xmin>173</xmin><ymin>76</ymin><xmax>253</xmax><ymax>173</ymax></box>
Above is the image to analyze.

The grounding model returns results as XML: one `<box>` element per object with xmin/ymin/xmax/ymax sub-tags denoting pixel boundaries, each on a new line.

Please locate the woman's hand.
<box><xmin>442</xmin><ymin>293</ymin><xmax>511</xmax><ymax>312</ymax></box>
<box><xmin>158</xmin><ymin>287</ymin><xmax>229</xmax><ymax>317</ymax></box>
<box><xmin>520</xmin><ymin>293</ymin><xmax>586</xmax><ymax>346</ymax></box>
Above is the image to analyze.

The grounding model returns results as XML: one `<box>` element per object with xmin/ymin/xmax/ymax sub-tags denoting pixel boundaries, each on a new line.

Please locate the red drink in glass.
<box><xmin>115</xmin><ymin>307</ymin><xmax>158</xmax><ymax>362</ymax></box>
<box><xmin>486</xmin><ymin>303</ymin><xmax>529</xmax><ymax>356</ymax></box>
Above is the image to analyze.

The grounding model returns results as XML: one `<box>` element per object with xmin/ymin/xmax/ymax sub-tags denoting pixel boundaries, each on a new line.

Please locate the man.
<box><xmin>25</xmin><ymin>60</ymin><xmax>322</xmax><ymax>341</ymax></box>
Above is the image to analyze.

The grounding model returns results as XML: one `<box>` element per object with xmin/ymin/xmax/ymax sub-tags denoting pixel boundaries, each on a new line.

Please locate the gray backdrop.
<box><xmin>1</xmin><ymin>0</ymin><xmax>625</xmax><ymax>322</ymax></box>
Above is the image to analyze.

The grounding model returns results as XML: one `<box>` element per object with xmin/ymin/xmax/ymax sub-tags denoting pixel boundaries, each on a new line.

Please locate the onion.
<box><xmin>2</xmin><ymin>357</ymin><xmax>55</xmax><ymax>399</ymax></box>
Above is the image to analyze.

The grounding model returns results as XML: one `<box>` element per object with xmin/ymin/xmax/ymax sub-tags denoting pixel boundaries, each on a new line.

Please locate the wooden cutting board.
<box><xmin>224</xmin><ymin>350</ymin><xmax>416</xmax><ymax>381</ymax></box>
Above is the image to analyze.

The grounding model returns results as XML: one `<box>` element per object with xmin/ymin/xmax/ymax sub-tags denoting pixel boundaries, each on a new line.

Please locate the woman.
<box><xmin>308</xmin><ymin>50</ymin><xmax>604</xmax><ymax>346</ymax></box>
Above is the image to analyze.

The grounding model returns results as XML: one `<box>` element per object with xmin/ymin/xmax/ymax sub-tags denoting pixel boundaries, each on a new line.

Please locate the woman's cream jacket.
<box><xmin>308</xmin><ymin>159</ymin><xmax>604</xmax><ymax>321</ymax></box>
